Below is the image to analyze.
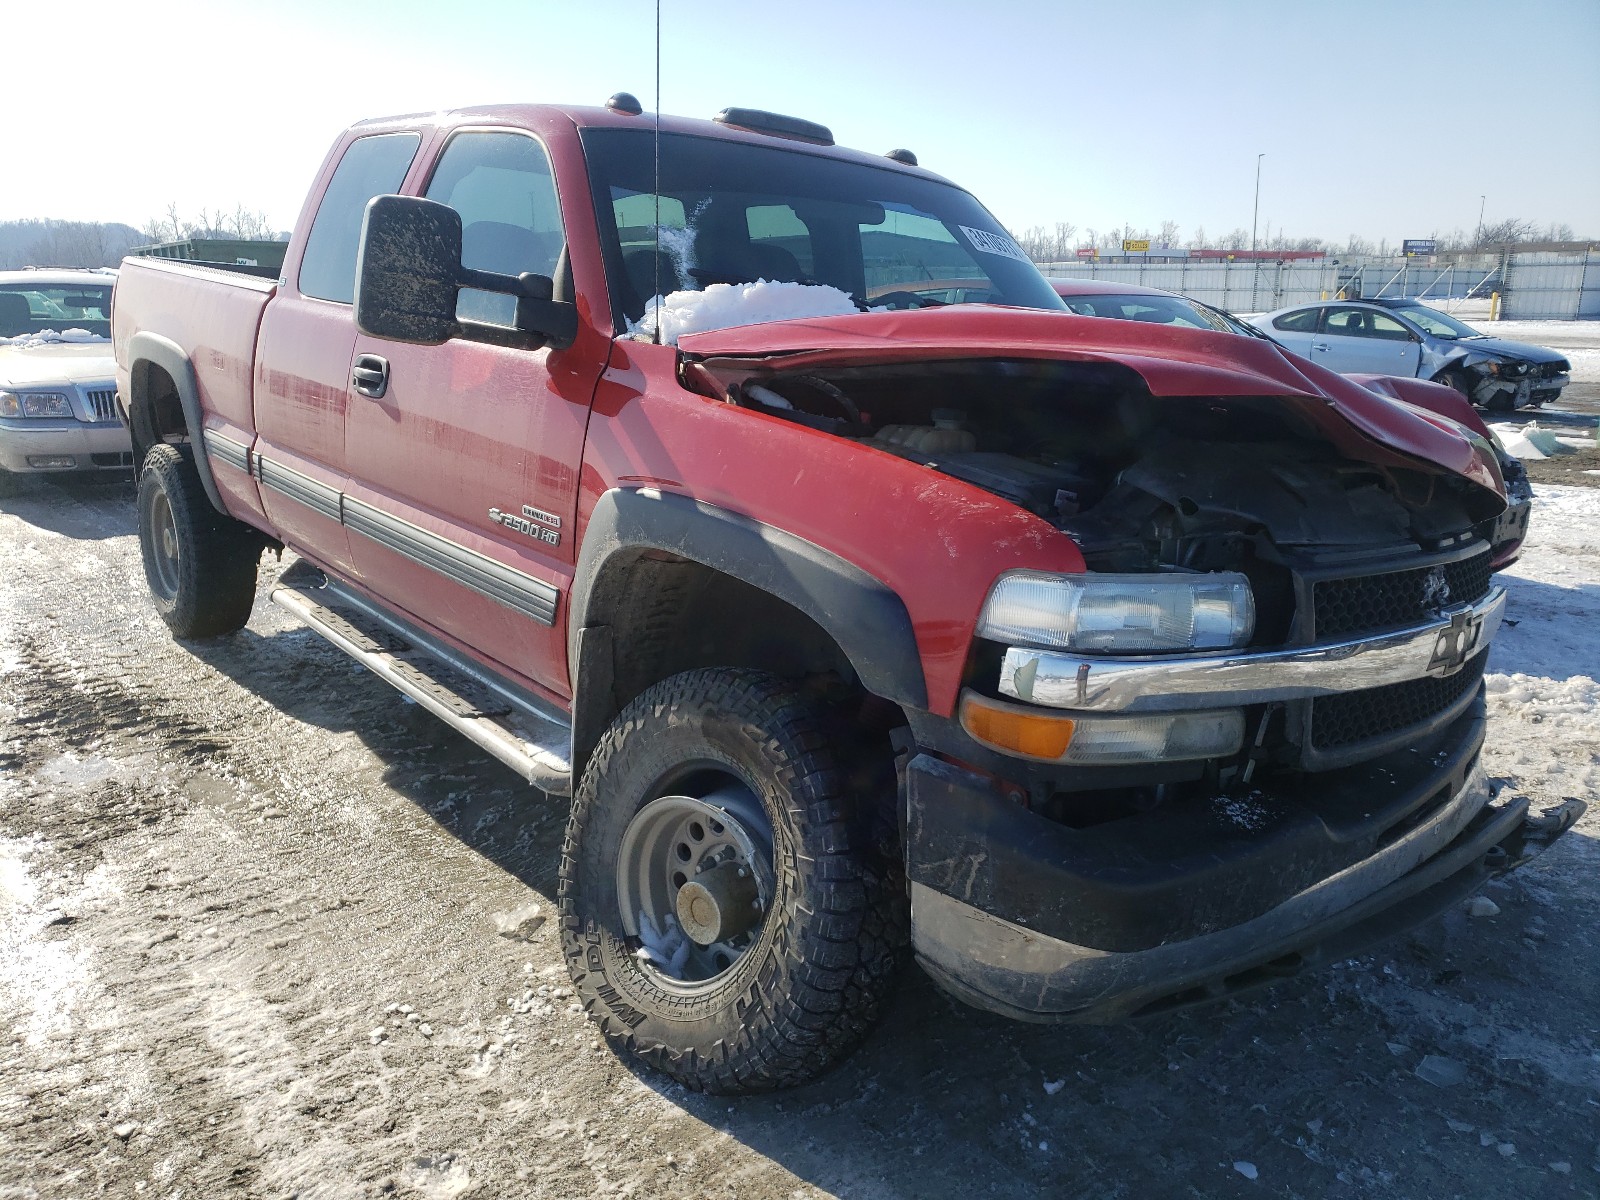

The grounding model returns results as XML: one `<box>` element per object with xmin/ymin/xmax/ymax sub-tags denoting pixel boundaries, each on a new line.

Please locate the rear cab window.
<box><xmin>298</xmin><ymin>132</ymin><xmax>423</xmax><ymax>304</ymax></box>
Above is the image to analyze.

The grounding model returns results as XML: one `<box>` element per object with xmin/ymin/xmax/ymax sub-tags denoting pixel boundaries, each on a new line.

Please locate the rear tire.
<box><xmin>137</xmin><ymin>443</ymin><xmax>262</xmax><ymax>638</ymax></box>
<box><xmin>559</xmin><ymin>667</ymin><xmax>905</xmax><ymax>1093</ymax></box>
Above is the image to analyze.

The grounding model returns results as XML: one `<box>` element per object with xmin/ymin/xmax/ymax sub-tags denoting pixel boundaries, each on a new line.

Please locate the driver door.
<box><xmin>342</xmin><ymin>129</ymin><xmax>601</xmax><ymax>697</ymax></box>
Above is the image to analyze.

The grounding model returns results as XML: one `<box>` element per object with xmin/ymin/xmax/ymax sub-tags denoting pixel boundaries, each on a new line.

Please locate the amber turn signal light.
<box><xmin>959</xmin><ymin>693</ymin><xmax>1076</xmax><ymax>761</ymax></box>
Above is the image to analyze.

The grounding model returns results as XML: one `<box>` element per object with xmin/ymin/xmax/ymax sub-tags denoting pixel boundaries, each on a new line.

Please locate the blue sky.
<box><xmin>10</xmin><ymin>0</ymin><xmax>1598</xmax><ymax>246</ymax></box>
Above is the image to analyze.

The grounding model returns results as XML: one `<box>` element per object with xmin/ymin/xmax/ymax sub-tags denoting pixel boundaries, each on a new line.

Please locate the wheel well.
<box><xmin>128</xmin><ymin>359</ymin><xmax>188</xmax><ymax>470</ymax></box>
<box><xmin>573</xmin><ymin>550</ymin><xmax>907</xmax><ymax>782</ymax></box>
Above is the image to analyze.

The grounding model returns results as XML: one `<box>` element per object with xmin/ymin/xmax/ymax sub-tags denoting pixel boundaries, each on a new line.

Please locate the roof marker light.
<box><xmin>606</xmin><ymin>92</ymin><xmax>644</xmax><ymax>115</ymax></box>
<box><xmin>712</xmin><ymin>108</ymin><xmax>834</xmax><ymax>146</ymax></box>
<box><xmin>885</xmin><ymin>148</ymin><xmax>918</xmax><ymax>166</ymax></box>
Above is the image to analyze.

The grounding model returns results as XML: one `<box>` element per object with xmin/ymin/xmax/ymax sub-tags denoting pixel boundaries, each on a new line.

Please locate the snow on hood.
<box><xmin>0</xmin><ymin>338</ymin><xmax>117</xmax><ymax>387</ymax></box>
<box><xmin>631</xmin><ymin>280</ymin><xmax>858</xmax><ymax>345</ymax></box>
<box><xmin>0</xmin><ymin>328</ymin><xmax>110</xmax><ymax>348</ymax></box>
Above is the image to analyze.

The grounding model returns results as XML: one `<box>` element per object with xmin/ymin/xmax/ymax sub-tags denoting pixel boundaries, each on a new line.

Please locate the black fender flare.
<box><xmin>126</xmin><ymin>331</ymin><xmax>228</xmax><ymax>514</ymax></box>
<box><xmin>568</xmin><ymin>487</ymin><xmax>928</xmax><ymax>766</ymax></box>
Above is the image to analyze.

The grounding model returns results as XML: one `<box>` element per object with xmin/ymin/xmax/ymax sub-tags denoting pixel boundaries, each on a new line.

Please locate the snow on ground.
<box><xmin>0</xmin><ymin>328</ymin><xmax>108</xmax><ymax>347</ymax></box>
<box><xmin>1</xmin><ymin>479</ymin><xmax>1597</xmax><ymax>1198</ymax></box>
<box><xmin>632</xmin><ymin>280</ymin><xmax>858</xmax><ymax>344</ymax></box>
<box><xmin>1485</xmin><ymin>484</ymin><xmax>1600</xmax><ymax>803</ymax></box>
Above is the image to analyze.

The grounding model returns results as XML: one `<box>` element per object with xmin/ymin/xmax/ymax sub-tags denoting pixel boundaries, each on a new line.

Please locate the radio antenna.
<box><xmin>652</xmin><ymin>0</ymin><xmax>662</xmax><ymax>341</ymax></box>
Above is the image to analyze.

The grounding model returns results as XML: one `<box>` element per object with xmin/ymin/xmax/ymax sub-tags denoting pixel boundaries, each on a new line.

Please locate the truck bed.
<box><xmin>112</xmin><ymin>256</ymin><xmax>277</xmax><ymax>440</ymax></box>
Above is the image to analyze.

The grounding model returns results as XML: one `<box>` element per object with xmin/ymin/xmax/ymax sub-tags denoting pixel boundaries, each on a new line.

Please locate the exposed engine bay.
<box><xmin>703</xmin><ymin>359</ymin><xmax>1505</xmax><ymax>609</ymax></box>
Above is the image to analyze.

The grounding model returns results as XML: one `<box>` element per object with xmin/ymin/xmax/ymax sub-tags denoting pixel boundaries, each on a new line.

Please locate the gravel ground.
<box><xmin>2</xmin><ymin>476</ymin><xmax>1598</xmax><ymax>1200</ymax></box>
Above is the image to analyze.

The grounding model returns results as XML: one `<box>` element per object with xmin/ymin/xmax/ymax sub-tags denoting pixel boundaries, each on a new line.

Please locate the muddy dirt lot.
<box><xmin>2</xmin><ymin>478</ymin><xmax>1598</xmax><ymax>1200</ymax></box>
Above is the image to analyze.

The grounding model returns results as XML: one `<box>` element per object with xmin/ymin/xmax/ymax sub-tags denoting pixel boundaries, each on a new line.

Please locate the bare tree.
<box><xmin>1218</xmin><ymin>228</ymin><xmax>1249</xmax><ymax>251</ymax></box>
<box><xmin>1186</xmin><ymin>225</ymin><xmax>1208</xmax><ymax>250</ymax></box>
<box><xmin>1476</xmin><ymin>217</ymin><xmax>1537</xmax><ymax>248</ymax></box>
<box><xmin>139</xmin><ymin>204</ymin><xmax>282</xmax><ymax>244</ymax></box>
<box><xmin>24</xmin><ymin>220</ymin><xmax>111</xmax><ymax>268</ymax></box>
<box><xmin>1157</xmin><ymin>220</ymin><xmax>1180</xmax><ymax>249</ymax></box>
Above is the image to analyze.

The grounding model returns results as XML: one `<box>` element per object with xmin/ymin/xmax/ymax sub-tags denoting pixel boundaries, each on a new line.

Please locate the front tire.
<box><xmin>137</xmin><ymin>443</ymin><xmax>261</xmax><ymax>638</ymax></box>
<box><xmin>559</xmin><ymin>668</ymin><xmax>904</xmax><ymax>1093</ymax></box>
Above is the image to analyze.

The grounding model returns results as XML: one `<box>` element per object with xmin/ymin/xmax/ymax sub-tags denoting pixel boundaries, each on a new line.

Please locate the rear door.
<box><xmin>1265</xmin><ymin>306</ymin><xmax>1320</xmax><ymax>356</ymax></box>
<box><xmin>253</xmin><ymin>130</ymin><xmax>424</xmax><ymax>577</ymax></box>
<box><xmin>343</xmin><ymin>128</ymin><xmax>600</xmax><ymax>698</ymax></box>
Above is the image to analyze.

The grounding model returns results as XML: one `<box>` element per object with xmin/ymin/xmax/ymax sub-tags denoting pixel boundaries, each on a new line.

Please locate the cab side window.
<box><xmin>426</xmin><ymin>132</ymin><xmax>566</xmax><ymax>327</ymax></box>
<box><xmin>299</xmin><ymin>132</ymin><xmax>421</xmax><ymax>304</ymax></box>
<box><xmin>1323</xmin><ymin>307</ymin><xmax>1411</xmax><ymax>340</ymax></box>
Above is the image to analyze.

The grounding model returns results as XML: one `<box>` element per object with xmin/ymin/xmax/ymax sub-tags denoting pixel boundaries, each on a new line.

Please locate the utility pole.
<box><xmin>1475</xmin><ymin>195</ymin><xmax>1486</xmax><ymax>248</ymax></box>
<box><xmin>1251</xmin><ymin>153</ymin><xmax>1265</xmax><ymax>253</ymax></box>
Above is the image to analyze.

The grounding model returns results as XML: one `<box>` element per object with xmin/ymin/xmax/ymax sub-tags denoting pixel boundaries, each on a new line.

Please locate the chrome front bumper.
<box><xmin>0</xmin><ymin>419</ymin><xmax>132</xmax><ymax>473</ymax></box>
<box><xmin>999</xmin><ymin>586</ymin><xmax>1506</xmax><ymax>713</ymax></box>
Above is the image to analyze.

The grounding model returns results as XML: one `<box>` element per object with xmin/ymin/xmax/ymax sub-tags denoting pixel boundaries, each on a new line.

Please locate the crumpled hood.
<box><xmin>0</xmin><ymin>341</ymin><xmax>117</xmax><ymax>388</ymax></box>
<box><xmin>1445</xmin><ymin>336</ymin><xmax>1568</xmax><ymax>366</ymax></box>
<box><xmin>678</xmin><ymin>307</ymin><xmax>1504</xmax><ymax>499</ymax></box>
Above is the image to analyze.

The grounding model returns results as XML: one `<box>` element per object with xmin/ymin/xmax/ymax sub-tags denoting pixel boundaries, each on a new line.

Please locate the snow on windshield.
<box><xmin>630</xmin><ymin>280</ymin><xmax>859</xmax><ymax>346</ymax></box>
<box><xmin>0</xmin><ymin>328</ymin><xmax>110</xmax><ymax>347</ymax></box>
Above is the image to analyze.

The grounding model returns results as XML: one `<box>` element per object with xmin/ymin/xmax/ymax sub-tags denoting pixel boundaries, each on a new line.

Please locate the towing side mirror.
<box><xmin>356</xmin><ymin>195</ymin><xmax>463</xmax><ymax>345</ymax></box>
<box><xmin>355</xmin><ymin>194</ymin><xmax>578</xmax><ymax>350</ymax></box>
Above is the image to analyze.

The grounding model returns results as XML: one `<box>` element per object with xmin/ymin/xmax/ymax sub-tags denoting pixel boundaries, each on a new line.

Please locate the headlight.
<box><xmin>978</xmin><ymin>571</ymin><xmax>1255</xmax><ymax>654</ymax></box>
<box><xmin>0</xmin><ymin>390</ymin><xmax>73</xmax><ymax>419</ymax></box>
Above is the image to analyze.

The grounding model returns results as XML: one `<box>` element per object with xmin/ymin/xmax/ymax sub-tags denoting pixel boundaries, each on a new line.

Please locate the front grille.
<box><xmin>1312</xmin><ymin>549</ymin><xmax>1493</xmax><ymax>640</ymax></box>
<box><xmin>85</xmin><ymin>388</ymin><xmax>118</xmax><ymax>422</ymax></box>
<box><xmin>1536</xmin><ymin>360</ymin><xmax>1569</xmax><ymax>378</ymax></box>
<box><xmin>1309</xmin><ymin>653</ymin><xmax>1485</xmax><ymax>750</ymax></box>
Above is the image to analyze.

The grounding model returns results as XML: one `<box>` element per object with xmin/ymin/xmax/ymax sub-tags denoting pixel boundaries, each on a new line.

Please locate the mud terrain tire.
<box><xmin>559</xmin><ymin>667</ymin><xmax>904</xmax><ymax>1093</ymax></box>
<box><xmin>137</xmin><ymin>444</ymin><xmax>261</xmax><ymax>638</ymax></box>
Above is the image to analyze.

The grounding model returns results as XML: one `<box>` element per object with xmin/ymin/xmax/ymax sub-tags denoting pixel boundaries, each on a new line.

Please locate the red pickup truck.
<box><xmin>112</xmin><ymin>99</ymin><xmax>1581</xmax><ymax>1093</ymax></box>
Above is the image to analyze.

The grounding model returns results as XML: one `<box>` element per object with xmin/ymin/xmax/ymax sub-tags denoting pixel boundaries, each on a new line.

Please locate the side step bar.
<box><xmin>269</xmin><ymin>559</ymin><xmax>573</xmax><ymax>795</ymax></box>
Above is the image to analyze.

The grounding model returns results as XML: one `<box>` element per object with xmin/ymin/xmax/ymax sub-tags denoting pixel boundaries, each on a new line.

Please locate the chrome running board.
<box><xmin>270</xmin><ymin>559</ymin><xmax>572</xmax><ymax>795</ymax></box>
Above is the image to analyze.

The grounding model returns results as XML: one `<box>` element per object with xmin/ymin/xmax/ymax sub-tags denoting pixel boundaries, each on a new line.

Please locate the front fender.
<box><xmin>571</xmin><ymin>486</ymin><xmax>927</xmax><ymax>709</ymax></box>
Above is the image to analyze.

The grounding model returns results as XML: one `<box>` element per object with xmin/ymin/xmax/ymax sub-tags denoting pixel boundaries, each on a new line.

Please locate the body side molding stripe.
<box><xmin>340</xmin><ymin>495</ymin><xmax>559</xmax><ymax>627</ymax></box>
<box><xmin>202</xmin><ymin>430</ymin><xmax>250</xmax><ymax>474</ymax></box>
<box><xmin>257</xmin><ymin>456</ymin><xmax>343</xmax><ymax>523</ymax></box>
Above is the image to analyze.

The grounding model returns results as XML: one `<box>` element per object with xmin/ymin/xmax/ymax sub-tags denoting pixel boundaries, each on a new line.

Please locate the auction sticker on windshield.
<box><xmin>959</xmin><ymin>226</ymin><xmax>1030</xmax><ymax>263</ymax></box>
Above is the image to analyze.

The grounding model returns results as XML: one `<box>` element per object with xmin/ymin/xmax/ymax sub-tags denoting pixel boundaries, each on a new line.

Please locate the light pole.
<box><xmin>1251</xmin><ymin>153</ymin><xmax>1265</xmax><ymax>253</ymax></box>
<box><xmin>1475</xmin><ymin>195</ymin><xmax>1486</xmax><ymax>247</ymax></box>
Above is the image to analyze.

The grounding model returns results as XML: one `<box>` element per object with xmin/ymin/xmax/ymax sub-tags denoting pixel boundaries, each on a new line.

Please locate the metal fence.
<box><xmin>1036</xmin><ymin>258</ymin><xmax>1339</xmax><ymax>314</ymax></box>
<box><xmin>1036</xmin><ymin>250</ymin><xmax>1598</xmax><ymax>320</ymax></box>
<box><xmin>1501</xmin><ymin>251</ymin><xmax>1600</xmax><ymax>320</ymax></box>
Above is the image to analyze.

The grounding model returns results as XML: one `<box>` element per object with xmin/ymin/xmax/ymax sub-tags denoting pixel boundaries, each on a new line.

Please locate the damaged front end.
<box><xmin>678</xmin><ymin>309</ymin><xmax>1578</xmax><ymax>1021</ymax></box>
<box><xmin>1426</xmin><ymin>345</ymin><xmax>1573</xmax><ymax>411</ymax></box>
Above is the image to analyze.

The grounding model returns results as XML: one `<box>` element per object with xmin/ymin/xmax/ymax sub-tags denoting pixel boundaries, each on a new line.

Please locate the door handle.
<box><xmin>1311</xmin><ymin>343</ymin><xmax>1329</xmax><ymax>352</ymax></box>
<box><xmin>352</xmin><ymin>354</ymin><xmax>390</xmax><ymax>399</ymax></box>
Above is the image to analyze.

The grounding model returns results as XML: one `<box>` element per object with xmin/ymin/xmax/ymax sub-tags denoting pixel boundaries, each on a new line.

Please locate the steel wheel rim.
<box><xmin>150</xmin><ymin>491</ymin><xmax>181</xmax><ymax>598</ymax></box>
<box><xmin>616</xmin><ymin>782</ymin><xmax>775</xmax><ymax>995</ymax></box>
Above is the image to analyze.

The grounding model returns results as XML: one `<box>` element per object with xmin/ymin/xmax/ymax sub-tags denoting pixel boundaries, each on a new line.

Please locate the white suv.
<box><xmin>0</xmin><ymin>268</ymin><xmax>129</xmax><ymax>494</ymax></box>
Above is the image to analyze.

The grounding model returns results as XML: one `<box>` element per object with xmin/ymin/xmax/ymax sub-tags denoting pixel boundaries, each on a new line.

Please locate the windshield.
<box><xmin>1059</xmin><ymin>291</ymin><xmax>1237</xmax><ymax>333</ymax></box>
<box><xmin>581</xmin><ymin>129</ymin><xmax>1067</xmax><ymax>325</ymax></box>
<box><xmin>0</xmin><ymin>282</ymin><xmax>114</xmax><ymax>339</ymax></box>
<box><xmin>1391</xmin><ymin>305</ymin><xmax>1479</xmax><ymax>340</ymax></box>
